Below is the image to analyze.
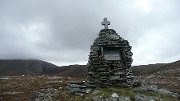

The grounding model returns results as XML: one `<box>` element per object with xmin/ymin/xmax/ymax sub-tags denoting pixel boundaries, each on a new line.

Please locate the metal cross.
<box><xmin>101</xmin><ymin>18</ymin><xmax>110</xmax><ymax>29</ymax></box>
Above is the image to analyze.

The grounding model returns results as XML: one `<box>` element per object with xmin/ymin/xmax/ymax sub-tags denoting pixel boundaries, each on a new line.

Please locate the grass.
<box><xmin>1</xmin><ymin>76</ymin><xmax>179</xmax><ymax>101</ymax></box>
<box><xmin>90</xmin><ymin>87</ymin><xmax>134</xmax><ymax>98</ymax></box>
<box><xmin>80</xmin><ymin>87</ymin><xmax>135</xmax><ymax>101</ymax></box>
<box><xmin>68</xmin><ymin>87</ymin><xmax>180</xmax><ymax>101</ymax></box>
<box><xmin>142</xmin><ymin>92</ymin><xmax>180</xmax><ymax>101</ymax></box>
<box><xmin>0</xmin><ymin>76</ymin><xmax>72</xmax><ymax>101</ymax></box>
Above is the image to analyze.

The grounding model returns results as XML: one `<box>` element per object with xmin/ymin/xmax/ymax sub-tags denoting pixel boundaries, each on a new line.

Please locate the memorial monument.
<box><xmin>87</xmin><ymin>18</ymin><xmax>134</xmax><ymax>87</ymax></box>
<box><xmin>68</xmin><ymin>18</ymin><xmax>179</xmax><ymax>100</ymax></box>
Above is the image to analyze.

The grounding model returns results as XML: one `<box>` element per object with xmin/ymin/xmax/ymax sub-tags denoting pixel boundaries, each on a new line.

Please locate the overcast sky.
<box><xmin>0</xmin><ymin>0</ymin><xmax>180</xmax><ymax>66</ymax></box>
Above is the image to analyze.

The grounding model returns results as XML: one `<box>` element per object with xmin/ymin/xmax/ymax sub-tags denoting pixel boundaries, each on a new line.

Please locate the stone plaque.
<box><xmin>104</xmin><ymin>50</ymin><xmax>121</xmax><ymax>60</ymax></box>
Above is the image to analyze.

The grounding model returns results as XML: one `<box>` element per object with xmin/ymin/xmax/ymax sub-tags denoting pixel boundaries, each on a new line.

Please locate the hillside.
<box><xmin>152</xmin><ymin>60</ymin><xmax>180</xmax><ymax>76</ymax></box>
<box><xmin>0</xmin><ymin>59</ymin><xmax>179</xmax><ymax>93</ymax></box>
<box><xmin>0</xmin><ymin>59</ymin><xmax>87</xmax><ymax>77</ymax></box>
<box><xmin>132</xmin><ymin>60</ymin><xmax>180</xmax><ymax>93</ymax></box>
<box><xmin>58</xmin><ymin>65</ymin><xmax>87</xmax><ymax>78</ymax></box>
<box><xmin>132</xmin><ymin>63</ymin><xmax>166</xmax><ymax>75</ymax></box>
<box><xmin>132</xmin><ymin>60</ymin><xmax>180</xmax><ymax>76</ymax></box>
<box><xmin>59</xmin><ymin>60</ymin><xmax>180</xmax><ymax>77</ymax></box>
<box><xmin>0</xmin><ymin>59</ymin><xmax>180</xmax><ymax>77</ymax></box>
<box><xmin>0</xmin><ymin>59</ymin><xmax>63</xmax><ymax>76</ymax></box>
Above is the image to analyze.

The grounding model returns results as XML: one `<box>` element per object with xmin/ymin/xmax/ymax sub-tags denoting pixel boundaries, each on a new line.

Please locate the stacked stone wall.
<box><xmin>87</xmin><ymin>29</ymin><xmax>134</xmax><ymax>87</ymax></box>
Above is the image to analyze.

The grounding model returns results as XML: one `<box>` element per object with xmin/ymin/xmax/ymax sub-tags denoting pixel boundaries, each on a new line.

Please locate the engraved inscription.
<box><xmin>104</xmin><ymin>50</ymin><xmax>121</xmax><ymax>60</ymax></box>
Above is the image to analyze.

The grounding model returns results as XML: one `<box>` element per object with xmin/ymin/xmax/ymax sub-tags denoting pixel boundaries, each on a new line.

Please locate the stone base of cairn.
<box><xmin>87</xmin><ymin>29</ymin><xmax>134</xmax><ymax>88</ymax></box>
<box><xmin>68</xmin><ymin>29</ymin><xmax>134</xmax><ymax>95</ymax></box>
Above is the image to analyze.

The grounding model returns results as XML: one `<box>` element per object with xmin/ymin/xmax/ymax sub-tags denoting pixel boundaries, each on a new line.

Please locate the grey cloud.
<box><xmin>0</xmin><ymin>0</ymin><xmax>180</xmax><ymax>66</ymax></box>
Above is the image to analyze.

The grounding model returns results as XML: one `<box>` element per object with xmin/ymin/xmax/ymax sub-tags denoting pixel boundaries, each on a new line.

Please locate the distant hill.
<box><xmin>59</xmin><ymin>60</ymin><xmax>180</xmax><ymax>77</ymax></box>
<box><xmin>57</xmin><ymin>65</ymin><xmax>87</xmax><ymax>78</ymax></box>
<box><xmin>0</xmin><ymin>59</ymin><xmax>179</xmax><ymax>77</ymax></box>
<box><xmin>0</xmin><ymin>59</ymin><xmax>87</xmax><ymax>77</ymax></box>
<box><xmin>152</xmin><ymin>60</ymin><xmax>180</xmax><ymax>76</ymax></box>
<box><xmin>132</xmin><ymin>63</ymin><xmax>167</xmax><ymax>75</ymax></box>
<box><xmin>132</xmin><ymin>60</ymin><xmax>180</xmax><ymax>76</ymax></box>
<box><xmin>0</xmin><ymin>59</ymin><xmax>63</xmax><ymax>76</ymax></box>
<box><xmin>60</xmin><ymin>60</ymin><xmax>179</xmax><ymax>77</ymax></box>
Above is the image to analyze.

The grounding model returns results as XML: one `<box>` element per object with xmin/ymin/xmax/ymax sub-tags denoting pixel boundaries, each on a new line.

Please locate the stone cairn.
<box><xmin>86</xmin><ymin>18</ymin><xmax>134</xmax><ymax>88</ymax></box>
<box><xmin>68</xmin><ymin>18</ymin><xmax>134</xmax><ymax>95</ymax></box>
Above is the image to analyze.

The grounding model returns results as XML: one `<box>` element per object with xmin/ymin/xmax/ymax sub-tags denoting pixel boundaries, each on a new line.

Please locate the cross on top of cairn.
<box><xmin>101</xmin><ymin>18</ymin><xmax>110</xmax><ymax>29</ymax></box>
